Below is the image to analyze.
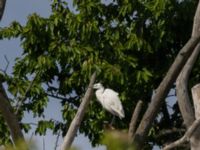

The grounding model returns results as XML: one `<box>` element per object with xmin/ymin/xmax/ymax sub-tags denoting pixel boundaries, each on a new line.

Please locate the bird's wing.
<box><xmin>104</xmin><ymin>89</ymin><xmax>119</xmax><ymax>96</ymax></box>
<box><xmin>103</xmin><ymin>89</ymin><xmax>125</xmax><ymax>118</ymax></box>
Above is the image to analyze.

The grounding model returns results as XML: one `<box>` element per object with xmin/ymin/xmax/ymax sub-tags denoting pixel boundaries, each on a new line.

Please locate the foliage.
<box><xmin>0</xmin><ymin>0</ymin><xmax>199</xmax><ymax>149</ymax></box>
<box><xmin>101</xmin><ymin>130</ymin><xmax>135</xmax><ymax>150</ymax></box>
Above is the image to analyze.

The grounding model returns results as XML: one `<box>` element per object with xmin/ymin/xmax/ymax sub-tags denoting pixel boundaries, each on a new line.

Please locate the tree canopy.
<box><xmin>0</xmin><ymin>0</ymin><xmax>199</xmax><ymax>149</ymax></box>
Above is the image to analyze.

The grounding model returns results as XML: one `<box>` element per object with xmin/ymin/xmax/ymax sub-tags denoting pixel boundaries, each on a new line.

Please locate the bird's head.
<box><xmin>93</xmin><ymin>83</ymin><xmax>103</xmax><ymax>89</ymax></box>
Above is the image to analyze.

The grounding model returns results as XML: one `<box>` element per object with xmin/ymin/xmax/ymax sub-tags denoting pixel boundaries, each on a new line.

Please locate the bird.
<box><xmin>93</xmin><ymin>83</ymin><xmax>125</xmax><ymax>120</ymax></box>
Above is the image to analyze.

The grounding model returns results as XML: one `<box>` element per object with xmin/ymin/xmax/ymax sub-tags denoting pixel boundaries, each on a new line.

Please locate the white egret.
<box><xmin>93</xmin><ymin>83</ymin><xmax>125</xmax><ymax>120</ymax></box>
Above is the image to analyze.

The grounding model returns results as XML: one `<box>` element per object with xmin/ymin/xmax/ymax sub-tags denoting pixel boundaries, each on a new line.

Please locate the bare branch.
<box><xmin>162</xmin><ymin>118</ymin><xmax>200</xmax><ymax>150</ymax></box>
<box><xmin>176</xmin><ymin>43</ymin><xmax>200</xmax><ymax>127</ymax></box>
<box><xmin>128</xmin><ymin>100</ymin><xmax>143</xmax><ymax>141</ymax></box>
<box><xmin>176</xmin><ymin>0</ymin><xmax>200</xmax><ymax>129</ymax></box>
<box><xmin>54</xmin><ymin>130</ymin><xmax>61</xmax><ymax>150</ymax></box>
<box><xmin>192</xmin><ymin>0</ymin><xmax>200</xmax><ymax>37</ymax></box>
<box><xmin>156</xmin><ymin>128</ymin><xmax>185</xmax><ymax>138</ymax></box>
<box><xmin>0</xmin><ymin>82</ymin><xmax>25</xmax><ymax>144</ymax></box>
<box><xmin>0</xmin><ymin>55</ymin><xmax>10</xmax><ymax>75</ymax></box>
<box><xmin>133</xmin><ymin>35</ymin><xmax>200</xmax><ymax>149</ymax></box>
<box><xmin>46</xmin><ymin>93</ymin><xmax>73</xmax><ymax>103</ymax></box>
<box><xmin>4</xmin><ymin>55</ymin><xmax>9</xmax><ymax>73</ymax></box>
<box><xmin>15</xmin><ymin>73</ymin><xmax>38</xmax><ymax>115</ymax></box>
<box><xmin>0</xmin><ymin>0</ymin><xmax>6</xmax><ymax>21</ymax></box>
<box><xmin>133</xmin><ymin>1</ymin><xmax>200</xmax><ymax>148</ymax></box>
<box><xmin>60</xmin><ymin>72</ymin><xmax>96</xmax><ymax>150</ymax></box>
<box><xmin>43</xmin><ymin>136</ymin><xmax>45</xmax><ymax>150</ymax></box>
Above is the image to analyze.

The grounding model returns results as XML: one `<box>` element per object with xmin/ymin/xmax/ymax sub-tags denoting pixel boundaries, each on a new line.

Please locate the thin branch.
<box><xmin>28</xmin><ymin>132</ymin><xmax>34</xmax><ymax>144</ymax></box>
<box><xmin>46</xmin><ymin>93</ymin><xmax>71</xmax><ymax>102</ymax></box>
<box><xmin>4</xmin><ymin>55</ymin><xmax>9</xmax><ymax>73</ymax></box>
<box><xmin>60</xmin><ymin>72</ymin><xmax>96</xmax><ymax>150</ymax></box>
<box><xmin>54</xmin><ymin>130</ymin><xmax>61</xmax><ymax>150</ymax></box>
<box><xmin>43</xmin><ymin>136</ymin><xmax>45</xmax><ymax>150</ymax></box>
<box><xmin>156</xmin><ymin>128</ymin><xmax>185</xmax><ymax>138</ymax></box>
<box><xmin>166</xmin><ymin>94</ymin><xmax>176</xmax><ymax>98</ymax></box>
<box><xmin>0</xmin><ymin>55</ymin><xmax>10</xmax><ymax>74</ymax></box>
<box><xmin>15</xmin><ymin>73</ymin><xmax>38</xmax><ymax>115</ymax></box>
<box><xmin>162</xmin><ymin>118</ymin><xmax>200</xmax><ymax>150</ymax></box>
<box><xmin>0</xmin><ymin>0</ymin><xmax>6</xmax><ymax>21</ymax></box>
<box><xmin>128</xmin><ymin>100</ymin><xmax>143</xmax><ymax>141</ymax></box>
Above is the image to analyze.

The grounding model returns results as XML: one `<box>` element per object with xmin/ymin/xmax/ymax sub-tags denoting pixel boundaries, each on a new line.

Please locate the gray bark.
<box><xmin>176</xmin><ymin>1</ymin><xmax>200</xmax><ymax>149</ymax></box>
<box><xmin>61</xmin><ymin>72</ymin><xmax>96</xmax><ymax>150</ymax></box>
<box><xmin>128</xmin><ymin>100</ymin><xmax>143</xmax><ymax>141</ymax></box>
<box><xmin>0</xmin><ymin>82</ymin><xmax>25</xmax><ymax>144</ymax></box>
<box><xmin>0</xmin><ymin>0</ymin><xmax>6</xmax><ymax>21</ymax></box>
<box><xmin>176</xmin><ymin>0</ymin><xmax>200</xmax><ymax>129</ymax></box>
<box><xmin>190</xmin><ymin>84</ymin><xmax>200</xmax><ymax>150</ymax></box>
<box><xmin>133</xmin><ymin>35</ymin><xmax>200</xmax><ymax>149</ymax></box>
<box><xmin>0</xmin><ymin>0</ymin><xmax>25</xmax><ymax>145</ymax></box>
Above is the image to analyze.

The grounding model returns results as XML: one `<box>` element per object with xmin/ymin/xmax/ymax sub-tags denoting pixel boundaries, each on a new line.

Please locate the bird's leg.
<box><xmin>110</xmin><ymin>115</ymin><xmax>115</xmax><ymax>126</ymax></box>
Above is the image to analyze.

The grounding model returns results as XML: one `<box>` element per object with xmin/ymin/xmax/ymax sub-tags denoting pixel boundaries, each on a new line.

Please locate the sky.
<box><xmin>0</xmin><ymin>0</ymin><xmax>105</xmax><ymax>150</ymax></box>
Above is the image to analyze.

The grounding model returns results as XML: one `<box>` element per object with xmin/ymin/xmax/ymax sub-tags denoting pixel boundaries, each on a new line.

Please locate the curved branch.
<box><xmin>176</xmin><ymin>0</ymin><xmax>200</xmax><ymax>129</ymax></box>
<box><xmin>176</xmin><ymin>43</ymin><xmax>200</xmax><ymax>127</ymax></box>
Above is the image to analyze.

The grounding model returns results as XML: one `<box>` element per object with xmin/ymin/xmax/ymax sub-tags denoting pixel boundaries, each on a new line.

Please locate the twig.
<box><xmin>0</xmin><ymin>55</ymin><xmax>10</xmax><ymax>74</ymax></box>
<box><xmin>54</xmin><ymin>130</ymin><xmax>61</xmax><ymax>150</ymax></box>
<box><xmin>15</xmin><ymin>73</ymin><xmax>38</xmax><ymax>115</ymax></box>
<box><xmin>4</xmin><ymin>55</ymin><xmax>9</xmax><ymax>73</ymax></box>
<box><xmin>46</xmin><ymin>93</ymin><xmax>73</xmax><ymax>103</ymax></box>
<box><xmin>128</xmin><ymin>100</ymin><xmax>143</xmax><ymax>141</ymax></box>
<box><xmin>162</xmin><ymin>118</ymin><xmax>200</xmax><ymax>150</ymax></box>
<box><xmin>28</xmin><ymin>132</ymin><xmax>34</xmax><ymax>144</ymax></box>
<box><xmin>156</xmin><ymin>128</ymin><xmax>185</xmax><ymax>138</ymax></box>
<box><xmin>43</xmin><ymin>136</ymin><xmax>45</xmax><ymax>150</ymax></box>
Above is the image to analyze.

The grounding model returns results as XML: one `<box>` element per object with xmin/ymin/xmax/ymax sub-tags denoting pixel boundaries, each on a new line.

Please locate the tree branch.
<box><xmin>0</xmin><ymin>82</ymin><xmax>25</xmax><ymax>144</ymax></box>
<box><xmin>128</xmin><ymin>100</ymin><xmax>143</xmax><ymax>141</ymax></box>
<box><xmin>133</xmin><ymin>35</ymin><xmax>200</xmax><ymax>149</ymax></box>
<box><xmin>156</xmin><ymin>128</ymin><xmax>185</xmax><ymax>138</ymax></box>
<box><xmin>176</xmin><ymin>43</ymin><xmax>200</xmax><ymax>127</ymax></box>
<box><xmin>15</xmin><ymin>74</ymin><xmax>38</xmax><ymax>115</ymax></box>
<box><xmin>46</xmin><ymin>93</ymin><xmax>73</xmax><ymax>103</ymax></box>
<box><xmin>0</xmin><ymin>0</ymin><xmax>6</xmax><ymax>21</ymax></box>
<box><xmin>60</xmin><ymin>72</ymin><xmax>96</xmax><ymax>150</ymax></box>
<box><xmin>176</xmin><ymin>0</ymin><xmax>200</xmax><ymax>129</ymax></box>
<box><xmin>162</xmin><ymin>118</ymin><xmax>200</xmax><ymax>150</ymax></box>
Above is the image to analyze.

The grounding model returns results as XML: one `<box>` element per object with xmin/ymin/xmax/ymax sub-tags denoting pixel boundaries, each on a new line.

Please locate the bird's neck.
<box><xmin>96</xmin><ymin>87</ymin><xmax>104</xmax><ymax>94</ymax></box>
<box><xmin>95</xmin><ymin>88</ymin><xmax>104</xmax><ymax>104</ymax></box>
<box><xmin>95</xmin><ymin>87</ymin><xmax>104</xmax><ymax>99</ymax></box>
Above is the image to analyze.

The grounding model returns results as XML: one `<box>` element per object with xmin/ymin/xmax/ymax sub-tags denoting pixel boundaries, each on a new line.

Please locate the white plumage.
<box><xmin>93</xmin><ymin>83</ymin><xmax>125</xmax><ymax>119</ymax></box>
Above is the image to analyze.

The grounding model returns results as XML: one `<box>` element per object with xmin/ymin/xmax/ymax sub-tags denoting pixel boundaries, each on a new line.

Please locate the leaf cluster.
<box><xmin>0</xmin><ymin>0</ymin><xmax>198</xmax><ymax>148</ymax></box>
